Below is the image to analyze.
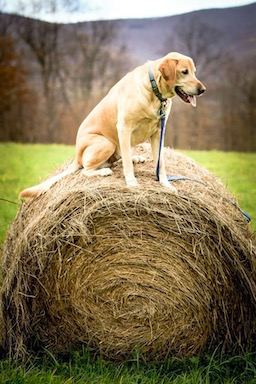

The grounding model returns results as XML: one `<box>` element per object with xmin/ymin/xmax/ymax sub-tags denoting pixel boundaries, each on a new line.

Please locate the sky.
<box><xmin>2</xmin><ymin>0</ymin><xmax>254</xmax><ymax>23</ymax></box>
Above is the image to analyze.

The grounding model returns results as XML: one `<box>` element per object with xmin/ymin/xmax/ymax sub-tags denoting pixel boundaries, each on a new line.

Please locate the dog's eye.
<box><xmin>182</xmin><ymin>69</ymin><xmax>189</xmax><ymax>75</ymax></box>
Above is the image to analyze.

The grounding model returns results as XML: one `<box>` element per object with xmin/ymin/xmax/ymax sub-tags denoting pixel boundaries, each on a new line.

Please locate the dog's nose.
<box><xmin>198</xmin><ymin>85</ymin><xmax>206</xmax><ymax>95</ymax></box>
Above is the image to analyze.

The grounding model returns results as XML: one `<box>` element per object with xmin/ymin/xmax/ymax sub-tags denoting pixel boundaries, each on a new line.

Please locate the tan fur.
<box><xmin>20</xmin><ymin>52</ymin><xmax>205</xmax><ymax>199</ymax></box>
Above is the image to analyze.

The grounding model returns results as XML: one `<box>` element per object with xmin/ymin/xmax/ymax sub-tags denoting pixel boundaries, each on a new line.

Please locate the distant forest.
<box><xmin>0</xmin><ymin>3</ymin><xmax>255</xmax><ymax>151</ymax></box>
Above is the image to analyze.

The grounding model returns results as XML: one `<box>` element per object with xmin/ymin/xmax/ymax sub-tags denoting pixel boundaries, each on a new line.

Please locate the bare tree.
<box><xmin>18</xmin><ymin>19</ymin><xmax>60</xmax><ymax>97</ymax></box>
<box><xmin>0</xmin><ymin>5</ymin><xmax>31</xmax><ymax>141</ymax></box>
<box><xmin>161</xmin><ymin>15</ymin><xmax>231</xmax><ymax>78</ymax></box>
<box><xmin>15</xmin><ymin>0</ymin><xmax>80</xmax><ymax>19</ymax></box>
<box><xmin>71</xmin><ymin>21</ymin><xmax>128</xmax><ymax>100</ymax></box>
<box><xmin>221</xmin><ymin>61</ymin><xmax>256</xmax><ymax>151</ymax></box>
<box><xmin>161</xmin><ymin>16</ymin><xmax>234</xmax><ymax>150</ymax></box>
<box><xmin>165</xmin><ymin>16</ymin><xmax>256</xmax><ymax>152</ymax></box>
<box><xmin>0</xmin><ymin>1</ymin><xmax>130</xmax><ymax>144</ymax></box>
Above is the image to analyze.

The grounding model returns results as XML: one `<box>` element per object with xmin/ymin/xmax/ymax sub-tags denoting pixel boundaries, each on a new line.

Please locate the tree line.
<box><xmin>0</xmin><ymin>12</ymin><xmax>129</xmax><ymax>144</ymax></box>
<box><xmin>0</xmin><ymin>11</ymin><xmax>255</xmax><ymax>151</ymax></box>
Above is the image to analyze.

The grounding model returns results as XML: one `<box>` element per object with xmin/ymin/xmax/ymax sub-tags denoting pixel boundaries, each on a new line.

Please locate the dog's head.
<box><xmin>158</xmin><ymin>52</ymin><xmax>206</xmax><ymax>107</ymax></box>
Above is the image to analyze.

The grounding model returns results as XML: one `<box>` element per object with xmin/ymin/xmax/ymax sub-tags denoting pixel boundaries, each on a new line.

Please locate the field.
<box><xmin>0</xmin><ymin>143</ymin><xmax>256</xmax><ymax>383</ymax></box>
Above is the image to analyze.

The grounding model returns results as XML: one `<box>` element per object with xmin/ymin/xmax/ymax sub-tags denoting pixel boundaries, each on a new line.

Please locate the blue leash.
<box><xmin>149</xmin><ymin>68</ymin><xmax>167</xmax><ymax>180</ymax></box>
<box><xmin>149</xmin><ymin>68</ymin><xmax>251</xmax><ymax>223</ymax></box>
<box><xmin>167</xmin><ymin>175</ymin><xmax>251</xmax><ymax>222</ymax></box>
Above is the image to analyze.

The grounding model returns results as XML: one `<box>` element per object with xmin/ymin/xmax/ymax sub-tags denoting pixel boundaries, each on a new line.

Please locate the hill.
<box><xmin>111</xmin><ymin>3</ymin><xmax>256</xmax><ymax>64</ymax></box>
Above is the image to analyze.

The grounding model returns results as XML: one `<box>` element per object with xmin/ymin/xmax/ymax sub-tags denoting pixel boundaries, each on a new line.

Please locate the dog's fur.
<box><xmin>20</xmin><ymin>52</ymin><xmax>205</xmax><ymax>198</ymax></box>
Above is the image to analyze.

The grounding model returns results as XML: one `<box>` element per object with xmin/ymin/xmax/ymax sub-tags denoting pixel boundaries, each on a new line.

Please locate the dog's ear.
<box><xmin>158</xmin><ymin>58</ymin><xmax>179</xmax><ymax>86</ymax></box>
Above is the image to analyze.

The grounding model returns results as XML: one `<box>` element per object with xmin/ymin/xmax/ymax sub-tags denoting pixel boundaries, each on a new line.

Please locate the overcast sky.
<box><xmin>3</xmin><ymin>0</ymin><xmax>254</xmax><ymax>23</ymax></box>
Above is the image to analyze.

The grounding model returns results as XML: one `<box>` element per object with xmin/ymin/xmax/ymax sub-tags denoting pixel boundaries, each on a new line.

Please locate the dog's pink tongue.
<box><xmin>189</xmin><ymin>95</ymin><xmax>197</xmax><ymax>107</ymax></box>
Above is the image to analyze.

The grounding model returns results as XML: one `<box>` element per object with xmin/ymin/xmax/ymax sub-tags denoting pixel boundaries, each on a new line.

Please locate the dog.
<box><xmin>20</xmin><ymin>52</ymin><xmax>205</xmax><ymax>198</ymax></box>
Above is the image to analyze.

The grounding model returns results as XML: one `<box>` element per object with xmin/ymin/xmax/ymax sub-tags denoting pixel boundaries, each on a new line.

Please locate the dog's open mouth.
<box><xmin>175</xmin><ymin>86</ymin><xmax>197</xmax><ymax>107</ymax></box>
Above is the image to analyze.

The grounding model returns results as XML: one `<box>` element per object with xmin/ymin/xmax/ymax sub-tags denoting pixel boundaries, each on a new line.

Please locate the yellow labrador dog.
<box><xmin>20</xmin><ymin>52</ymin><xmax>205</xmax><ymax>198</ymax></box>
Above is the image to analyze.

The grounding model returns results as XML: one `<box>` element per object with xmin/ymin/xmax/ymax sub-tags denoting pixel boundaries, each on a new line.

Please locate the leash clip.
<box><xmin>158</xmin><ymin>100</ymin><xmax>167</xmax><ymax>118</ymax></box>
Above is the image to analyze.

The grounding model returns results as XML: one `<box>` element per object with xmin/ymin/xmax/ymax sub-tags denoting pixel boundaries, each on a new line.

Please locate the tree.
<box><xmin>71</xmin><ymin>21</ymin><xmax>128</xmax><ymax>100</ymax></box>
<box><xmin>161</xmin><ymin>16</ymin><xmax>234</xmax><ymax>150</ymax></box>
<box><xmin>19</xmin><ymin>19</ymin><xmax>60</xmax><ymax>97</ymax></box>
<box><xmin>221</xmin><ymin>61</ymin><xmax>256</xmax><ymax>151</ymax></box>
<box><xmin>0</xmin><ymin>0</ymin><xmax>81</xmax><ymax>142</ymax></box>
<box><xmin>60</xmin><ymin>20</ymin><xmax>129</xmax><ymax>130</ymax></box>
<box><xmin>161</xmin><ymin>15</ymin><xmax>229</xmax><ymax>78</ymax></box>
<box><xmin>14</xmin><ymin>0</ymin><xmax>80</xmax><ymax>19</ymax></box>
<box><xmin>0</xmin><ymin>3</ymin><xmax>130</xmax><ymax>144</ymax></box>
<box><xmin>0</xmin><ymin>34</ymin><xmax>29</xmax><ymax>141</ymax></box>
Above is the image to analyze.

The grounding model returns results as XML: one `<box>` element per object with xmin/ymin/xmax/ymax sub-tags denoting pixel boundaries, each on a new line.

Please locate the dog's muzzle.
<box><xmin>175</xmin><ymin>84</ymin><xmax>206</xmax><ymax>107</ymax></box>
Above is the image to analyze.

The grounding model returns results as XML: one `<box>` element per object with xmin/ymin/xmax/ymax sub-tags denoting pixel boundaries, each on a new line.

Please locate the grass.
<box><xmin>0</xmin><ymin>348</ymin><xmax>256</xmax><ymax>383</ymax></box>
<box><xmin>0</xmin><ymin>143</ymin><xmax>256</xmax><ymax>383</ymax></box>
<box><xmin>0</xmin><ymin>143</ymin><xmax>74</xmax><ymax>243</ymax></box>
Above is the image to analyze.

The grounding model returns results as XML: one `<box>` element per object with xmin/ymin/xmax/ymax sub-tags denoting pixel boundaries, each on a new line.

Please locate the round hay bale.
<box><xmin>1</xmin><ymin>145</ymin><xmax>256</xmax><ymax>361</ymax></box>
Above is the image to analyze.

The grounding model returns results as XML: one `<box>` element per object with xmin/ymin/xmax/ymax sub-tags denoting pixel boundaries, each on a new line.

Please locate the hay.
<box><xmin>1</xmin><ymin>145</ymin><xmax>256</xmax><ymax>361</ymax></box>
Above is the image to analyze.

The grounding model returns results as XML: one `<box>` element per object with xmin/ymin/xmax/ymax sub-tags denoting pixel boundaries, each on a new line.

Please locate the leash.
<box><xmin>148</xmin><ymin>68</ymin><xmax>251</xmax><ymax>223</ymax></box>
<box><xmin>149</xmin><ymin>68</ymin><xmax>167</xmax><ymax>180</ymax></box>
<box><xmin>168</xmin><ymin>175</ymin><xmax>251</xmax><ymax>222</ymax></box>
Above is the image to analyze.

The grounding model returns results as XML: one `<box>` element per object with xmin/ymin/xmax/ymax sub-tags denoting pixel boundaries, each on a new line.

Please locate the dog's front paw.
<box><xmin>125</xmin><ymin>175</ymin><xmax>139</xmax><ymax>188</ymax></box>
<box><xmin>160</xmin><ymin>180</ymin><xmax>177</xmax><ymax>192</ymax></box>
<box><xmin>132</xmin><ymin>155</ymin><xmax>146</xmax><ymax>164</ymax></box>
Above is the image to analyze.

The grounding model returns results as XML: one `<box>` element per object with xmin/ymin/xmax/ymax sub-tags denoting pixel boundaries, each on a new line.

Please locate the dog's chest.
<box><xmin>130</xmin><ymin>99</ymin><xmax>171</xmax><ymax>145</ymax></box>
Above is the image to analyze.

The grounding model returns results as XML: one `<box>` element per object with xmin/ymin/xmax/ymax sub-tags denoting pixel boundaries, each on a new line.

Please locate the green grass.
<box><xmin>0</xmin><ymin>143</ymin><xmax>256</xmax><ymax>383</ymax></box>
<box><xmin>0</xmin><ymin>348</ymin><xmax>256</xmax><ymax>383</ymax></box>
<box><xmin>0</xmin><ymin>143</ymin><xmax>74</xmax><ymax>243</ymax></box>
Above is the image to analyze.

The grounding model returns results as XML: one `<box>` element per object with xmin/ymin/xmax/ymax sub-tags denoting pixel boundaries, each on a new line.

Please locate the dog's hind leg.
<box><xmin>81</xmin><ymin>135</ymin><xmax>116</xmax><ymax>177</ymax></box>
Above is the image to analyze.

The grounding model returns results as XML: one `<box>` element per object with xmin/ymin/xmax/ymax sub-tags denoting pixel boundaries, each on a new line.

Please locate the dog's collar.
<box><xmin>149</xmin><ymin>68</ymin><xmax>167</xmax><ymax>103</ymax></box>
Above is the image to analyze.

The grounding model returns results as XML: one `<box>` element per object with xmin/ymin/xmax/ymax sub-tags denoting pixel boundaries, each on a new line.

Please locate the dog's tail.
<box><xmin>19</xmin><ymin>160</ymin><xmax>81</xmax><ymax>199</ymax></box>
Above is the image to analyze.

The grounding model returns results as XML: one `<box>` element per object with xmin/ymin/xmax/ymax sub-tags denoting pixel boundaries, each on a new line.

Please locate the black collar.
<box><xmin>149</xmin><ymin>68</ymin><xmax>167</xmax><ymax>103</ymax></box>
